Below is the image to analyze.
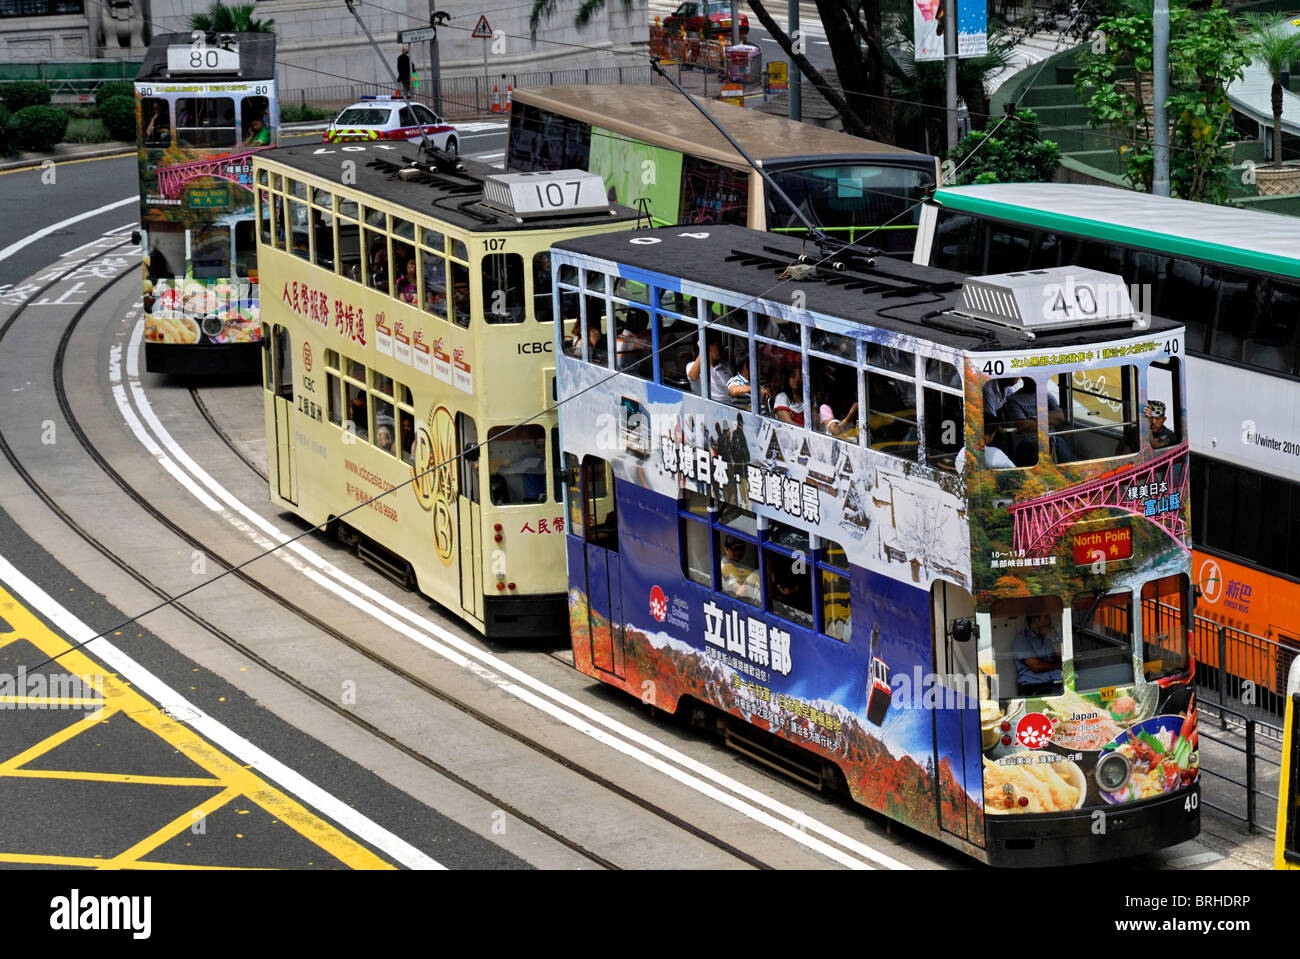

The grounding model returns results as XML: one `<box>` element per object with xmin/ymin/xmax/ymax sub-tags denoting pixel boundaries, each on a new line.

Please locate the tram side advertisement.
<box><xmin>135</xmin><ymin>81</ymin><xmax>278</xmax><ymax>351</ymax></box>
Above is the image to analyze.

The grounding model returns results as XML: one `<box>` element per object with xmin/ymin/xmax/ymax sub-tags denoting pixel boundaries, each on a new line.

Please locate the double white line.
<box><xmin>112</xmin><ymin>313</ymin><xmax>911</xmax><ymax>871</ymax></box>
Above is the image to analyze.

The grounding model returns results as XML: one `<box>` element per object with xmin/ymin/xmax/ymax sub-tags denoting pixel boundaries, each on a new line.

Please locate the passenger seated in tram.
<box><xmin>769</xmin><ymin>557</ymin><xmax>812</xmax><ymax>626</ymax></box>
<box><xmin>396</xmin><ymin>258</ymin><xmax>419</xmax><ymax>305</ymax></box>
<box><xmin>686</xmin><ymin>338</ymin><xmax>732</xmax><ymax>399</ymax></box>
<box><xmin>772</xmin><ymin>366</ymin><xmax>806</xmax><ymax>427</ymax></box>
<box><xmin>720</xmin><ymin>535</ymin><xmax>760</xmax><ymax>604</ymax></box>
<box><xmin>369</xmin><ymin>246</ymin><xmax>388</xmax><ymax>292</ymax></box>
<box><xmin>726</xmin><ymin>357</ymin><xmax>754</xmax><ymax>409</ymax></box>
<box><xmin>375</xmin><ymin>422</ymin><xmax>397</xmax><ymax>456</ymax></box>
<box><xmin>347</xmin><ymin>391</ymin><xmax>369</xmax><ymax>442</ymax></box>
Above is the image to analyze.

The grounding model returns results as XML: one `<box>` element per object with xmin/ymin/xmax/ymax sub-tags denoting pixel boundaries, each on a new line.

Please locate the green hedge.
<box><xmin>99</xmin><ymin>95</ymin><xmax>136</xmax><ymax>142</ymax></box>
<box><xmin>94</xmin><ymin>81</ymin><xmax>135</xmax><ymax>110</ymax></box>
<box><xmin>0</xmin><ymin>106</ymin><xmax>20</xmax><ymax>158</ymax></box>
<box><xmin>4</xmin><ymin>81</ymin><xmax>52</xmax><ymax>112</ymax></box>
<box><xmin>14</xmin><ymin>105</ymin><xmax>68</xmax><ymax>151</ymax></box>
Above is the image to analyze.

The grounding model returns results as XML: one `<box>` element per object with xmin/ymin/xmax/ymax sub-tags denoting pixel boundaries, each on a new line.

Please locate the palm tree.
<box><xmin>1242</xmin><ymin>13</ymin><xmax>1300</xmax><ymax>167</ymax></box>
<box><xmin>530</xmin><ymin>0</ymin><xmax>634</xmax><ymax>37</ymax></box>
<box><xmin>187</xmin><ymin>2</ymin><xmax>275</xmax><ymax>33</ymax></box>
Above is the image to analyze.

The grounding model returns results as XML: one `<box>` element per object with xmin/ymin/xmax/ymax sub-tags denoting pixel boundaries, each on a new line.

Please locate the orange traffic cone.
<box><xmin>490</xmin><ymin>83</ymin><xmax>501</xmax><ymax>112</ymax></box>
<box><xmin>505</xmin><ymin>83</ymin><xmax>513</xmax><ymax>109</ymax></box>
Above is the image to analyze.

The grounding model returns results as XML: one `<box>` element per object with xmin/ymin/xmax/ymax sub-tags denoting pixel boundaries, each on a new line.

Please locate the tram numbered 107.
<box><xmin>553</xmin><ymin>224</ymin><xmax>1199</xmax><ymax>866</ymax></box>
<box><xmin>253</xmin><ymin>142</ymin><xmax>637</xmax><ymax>636</ymax></box>
<box><xmin>135</xmin><ymin>32</ymin><xmax>279</xmax><ymax>375</ymax></box>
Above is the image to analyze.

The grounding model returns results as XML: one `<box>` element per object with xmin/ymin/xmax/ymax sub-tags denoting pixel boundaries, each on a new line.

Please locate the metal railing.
<box><xmin>1192</xmin><ymin>615</ymin><xmax>1297</xmax><ymax>728</ymax></box>
<box><xmin>1193</xmin><ymin>701</ymin><xmax>1281</xmax><ymax>834</ymax></box>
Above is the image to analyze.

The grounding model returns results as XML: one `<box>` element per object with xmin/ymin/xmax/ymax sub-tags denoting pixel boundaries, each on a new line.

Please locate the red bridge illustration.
<box><xmin>156</xmin><ymin>149</ymin><xmax>262</xmax><ymax>199</ymax></box>
<box><xmin>1007</xmin><ymin>444</ymin><xmax>1190</xmax><ymax>556</ymax></box>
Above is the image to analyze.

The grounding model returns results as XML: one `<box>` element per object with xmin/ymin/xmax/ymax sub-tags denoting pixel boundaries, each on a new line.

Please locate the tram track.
<box><xmin>0</xmin><ymin>250</ymin><xmax>779</xmax><ymax>870</ymax></box>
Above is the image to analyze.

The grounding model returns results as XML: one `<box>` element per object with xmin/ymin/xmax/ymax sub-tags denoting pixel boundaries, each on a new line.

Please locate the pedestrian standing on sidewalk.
<box><xmin>397</xmin><ymin>44</ymin><xmax>412</xmax><ymax>97</ymax></box>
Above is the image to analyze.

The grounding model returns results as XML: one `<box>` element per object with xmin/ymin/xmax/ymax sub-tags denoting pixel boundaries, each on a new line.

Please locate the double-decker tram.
<box><xmin>553</xmin><ymin>224</ymin><xmax>1200</xmax><ymax>865</ymax></box>
<box><xmin>1280</xmin><ymin>658</ymin><xmax>1300</xmax><ymax>870</ymax></box>
<box><xmin>253</xmin><ymin>141</ymin><xmax>638</xmax><ymax>636</ymax></box>
<box><xmin>135</xmin><ymin>32</ymin><xmax>278</xmax><ymax>375</ymax></box>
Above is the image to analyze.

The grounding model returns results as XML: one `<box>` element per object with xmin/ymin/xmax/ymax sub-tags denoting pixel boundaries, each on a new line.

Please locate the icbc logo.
<box><xmin>1016</xmin><ymin>712</ymin><xmax>1055</xmax><ymax>750</ymax></box>
<box><xmin>649</xmin><ymin>585</ymin><xmax>667</xmax><ymax>622</ymax></box>
<box><xmin>302</xmin><ymin>342</ymin><xmax>312</xmax><ymax>373</ymax></box>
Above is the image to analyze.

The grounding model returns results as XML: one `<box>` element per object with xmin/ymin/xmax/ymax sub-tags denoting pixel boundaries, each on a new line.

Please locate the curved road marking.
<box><xmin>0</xmin><ymin>196</ymin><xmax>135</xmax><ymax>264</ymax></box>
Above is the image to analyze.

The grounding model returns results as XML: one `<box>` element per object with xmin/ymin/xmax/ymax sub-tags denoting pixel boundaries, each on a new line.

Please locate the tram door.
<box><xmin>456</xmin><ymin>413</ymin><xmax>484</xmax><ymax>622</ymax></box>
<box><xmin>269</xmin><ymin>324</ymin><xmax>296</xmax><ymax>504</ymax></box>
<box><xmin>582</xmin><ymin>456</ymin><xmax>623</xmax><ymax>677</ymax></box>
<box><xmin>930</xmin><ymin>580</ymin><xmax>983</xmax><ymax>847</ymax></box>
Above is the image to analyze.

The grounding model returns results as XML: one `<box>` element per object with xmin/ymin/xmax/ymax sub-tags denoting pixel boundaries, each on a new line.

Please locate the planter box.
<box><xmin>1255</xmin><ymin>164</ymin><xmax>1300</xmax><ymax>197</ymax></box>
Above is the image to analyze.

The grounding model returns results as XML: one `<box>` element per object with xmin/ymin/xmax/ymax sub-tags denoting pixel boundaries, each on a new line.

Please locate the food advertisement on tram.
<box><xmin>135</xmin><ymin>82</ymin><xmax>277</xmax><ymax>348</ymax></box>
<box><xmin>961</xmin><ymin>336</ymin><xmax>1197</xmax><ymax>816</ymax></box>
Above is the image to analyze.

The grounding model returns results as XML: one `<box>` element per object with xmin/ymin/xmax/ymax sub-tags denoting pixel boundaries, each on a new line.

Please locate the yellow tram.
<box><xmin>253</xmin><ymin>142</ymin><xmax>638</xmax><ymax>636</ymax></box>
<box><xmin>1279</xmin><ymin>657</ymin><xmax>1299</xmax><ymax>869</ymax></box>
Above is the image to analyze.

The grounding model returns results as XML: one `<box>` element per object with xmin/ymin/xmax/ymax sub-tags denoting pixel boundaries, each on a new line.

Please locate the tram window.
<box><xmin>752</xmin><ymin>309</ymin><xmax>792</xmax><ymax>341</ymax></box>
<box><xmin>371</xmin><ymin>371</ymin><xmax>394</xmax><ymax>397</ymax></box>
<box><xmin>488</xmin><ymin>425</ymin><xmax>547</xmax><ymax>505</ymax></box>
<box><xmin>450</xmin><ymin>262</ymin><xmax>470</xmax><ymax>328</ymax></box>
<box><xmin>1146</xmin><ymin>357</ymin><xmax>1182</xmax><ymax>451</ymax></box>
<box><xmin>925</xmin><ymin>387</ymin><xmax>963</xmax><ymax>472</ymax></box>
<box><xmin>867</xmin><ymin>372</ymin><xmax>917</xmax><ymax>461</ymax></box>
<box><xmin>345</xmin><ymin>383</ymin><xmax>368</xmax><ymax>442</ymax></box>
<box><xmin>989</xmin><ymin>596</ymin><xmax>1064</xmax><ymax>701</ymax></box>
<box><xmin>810</xmin><ymin>355</ymin><xmax>858</xmax><ymax>438</ymax></box>
<box><xmin>561</xmin><ymin>277</ymin><xmax>583</xmax><ymax>358</ymax></box>
<box><xmin>373</xmin><ymin>397</ymin><xmax>396</xmax><ymax>456</ymax></box>
<box><xmin>338</xmin><ymin>197</ymin><xmax>359</xmax><ymax>220</ymax></box>
<box><xmin>533</xmin><ymin>253</ymin><xmax>553</xmax><ymax>325</ymax></box>
<box><xmin>392</xmin><ymin>218</ymin><xmax>416</xmax><ymax>244</ymax></box>
<box><xmin>191</xmin><ymin>223</ymin><xmax>230</xmax><ymax>280</ymax></box>
<box><xmin>398</xmin><ymin>409</ymin><xmax>415</xmax><ymax>465</ymax></box>
<box><xmin>716</xmin><ymin>530</ymin><xmax>759</xmax><ymax>606</ymax></box>
<box><xmin>241</xmin><ymin>96</ymin><xmax>270</xmax><ymax>146</ymax></box>
<box><xmin>564</xmin><ymin>453</ymin><xmax>583</xmax><ymax>538</ymax></box>
<box><xmin>364</xmin><ymin>220</ymin><xmax>389</xmax><ymax>295</ymax></box>
<box><xmin>819</xmin><ymin>539</ymin><xmax>851</xmax><ymax>642</ymax></box>
<box><xmin>1255</xmin><ymin>280</ymin><xmax>1300</xmax><ymax>374</ymax></box>
<box><xmin>1073</xmin><ymin>591</ymin><xmax>1135</xmax><ymax>692</ymax></box>
<box><xmin>551</xmin><ymin>427</ymin><xmax>562</xmax><ymax>502</ymax></box>
<box><xmin>680</xmin><ymin>491</ymin><xmax>712</xmax><ymax>588</ymax></box>
<box><xmin>984</xmin><ymin>376</ymin><xmax>1038</xmax><ymax>467</ymax></box>
<box><xmin>234</xmin><ymin>219</ymin><xmax>256</xmax><ymax>278</ymax></box>
<box><xmin>338</xmin><ymin>215</ymin><xmax>361</xmax><ymax>285</ymax></box>
<box><xmin>926</xmin><ymin>357</ymin><xmax>961</xmax><ymax>388</ymax></box>
<box><xmin>176</xmin><ymin>97</ymin><xmax>236</xmax><ymax>149</ymax></box>
<box><xmin>141</xmin><ymin>98</ymin><xmax>170</xmax><ymax>147</ymax></box>
<box><xmin>420</xmin><ymin>226</ymin><xmax>444</xmax><ymax>252</ymax></box>
<box><xmin>482</xmin><ymin>253</ymin><xmax>525</xmax><ymax>324</ymax></box>
<box><xmin>310</xmin><ymin>206</ymin><xmax>335</xmax><ymax>271</ymax></box>
<box><xmin>1141</xmin><ymin>574</ymin><xmax>1189</xmax><ymax>680</ymax></box>
<box><xmin>657</xmin><ymin>312</ymin><xmax>698</xmax><ymax>389</ymax></box>
<box><xmin>614</xmin><ymin>302</ymin><xmax>653</xmax><ymax>379</ymax></box>
<box><xmin>810</xmin><ymin>328</ymin><xmax>854</xmax><ymax>361</ymax></box>
<box><xmin>759</xmin><ymin>347</ymin><xmax>802</xmax><ymax>424</ymax></box>
<box><xmin>1161</xmin><ymin>259</ymin><xmax>1217</xmax><ymax>353</ymax></box>
<box><xmin>458</xmin><ymin>414</ymin><xmax>480</xmax><ymax>502</ymax></box>
<box><xmin>272</xmin><ymin>196</ymin><xmax>286</xmax><ymax>252</ymax></box>
<box><xmin>612</xmin><ymin>277</ymin><xmax>649</xmax><ymax>306</ymax></box>
<box><xmin>659</xmin><ymin>289</ymin><xmax>697</xmax><ymax>316</ymax></box>
<box><xmin>346</xmin><ymin>358</ymin><xmax>366</xmax><ymax>381</ymax></box>
<box><xmin>287</xmin><ymin>199</ymin><xmax>309</xmax><ymax>261</ymax></box>
<box><xmin>326</xmin><ymin>367</ymin><xmax>343</xmax><ymax>427</ymax></box>
<box><xmin>866</xmin><ymin>342</ymin><xmax>914</xmax><ymax>376</ymax></box>
<box><xmin>1051</xmin><ymin>365</ymin><xmax>1136</xmax><ymax>462</ymax></box>
<box><xmin>393</xmin><ymin>243</ymin><xmax>418</xmax><ymax>307</ymax></box>
<box><xmin>420</xmin><ymin>249</ymin><xmax>447</xmax><ymax>319</ymax></box>
<box><xmin>765</xmin><ymin>521</ymin><xmax>812</xmax><ymax>627</ymax></box>
<box><xmin>286</xmin><ymin>179</ymin><xmax>308</xmax><ymax>201</ymax></box>
<box><xmin>451</xmin><ymin>238</ymin><xmax>468</xmax><ymax>261</ymax></box>
<box><xmin>258</xmin><ymin>189</ymin><xmax>272</xmax><ymax>246</ymax></box>
<box><xmin>582</xmin><ymin>457</ymin><xmax>617</xmax><ymax>549</ymax></box>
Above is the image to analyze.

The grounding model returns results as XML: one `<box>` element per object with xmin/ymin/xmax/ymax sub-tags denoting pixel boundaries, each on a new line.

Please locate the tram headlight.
<box><xmin>1095</xmin><ymin>751</ymin><xmax>1132</xmax><ymax>793</ymax></box>
<box><xmin>201</xmin><ymin>315</ymin><xmax>224</xmax><ymax>337</ymax></box>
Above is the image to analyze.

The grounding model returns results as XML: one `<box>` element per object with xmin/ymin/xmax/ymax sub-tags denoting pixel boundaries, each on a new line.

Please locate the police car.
<box><xmin>323</xmin><ymin>96</ymin><xmax>459</xmax><ymax>152</ymax></box>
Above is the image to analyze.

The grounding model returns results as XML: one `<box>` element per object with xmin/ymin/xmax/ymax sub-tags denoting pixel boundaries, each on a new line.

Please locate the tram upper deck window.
<box><xmin>925</xmin><ymin>385</ymin><xmax>963</xmax><ymax>472</ymax></box>
<box><xmin>810</xmin><ymin>338</ymin><xmax>858</xmax><ymax>438</ymax></box>
<box><xmin>141</xmin><ymin>98</ymin><xmax>171</xmax><ymax>147</ymax></box>
<box><xmin>482</xmin><ymin>253</ymin><xmax>525</xmax><ymax>323</ymax></box>
<box><xmin>1146</xmin><ymin>356</ymin><xmax>1182</xmax><ymax>450</ymax></box>
<box><xmin>362</xmin><ymin>208</ymin><xmax>389</xmax><ymax>295</ymax></box>
<box><xmin>1048</xmin><ymin>365</ymin><xmax>1136</xmax><ymax>462</ymax></box>
<box><xmin>450</xmin><ymin>261</ymin><xmax>470</xmax><ymax>328</ymax></box>
<box><xmin>241</xmin><ymin>96</ymin><xmax>271</xmax><ymax>147</ymax></box>
<box><xmin>866</xmin><ymin>343</ymin><xmax>917</xmax><ymax>460</ymax></box>
<box><xmin>1142</xmin><ymin>574</ymin><xmax>1190</xmax><ymax>681</ymax></box>
<box><xmin>1073</xmin><ymin>590</ymin><xmax>1135</xmax><ymax>692</ymax></box>
<box><xmin>656</xmin><ymin>309</ymin><xmax>698</xmax><ymax>390</ymax></box>
<box><xmin>989</xmin><ymin>596</ymin><xmax>1064</xmax><ymax>702</ymax></box>
<box><xmin>310</xmin><ymin>190</ymin><xmax>335</xmax><ymax>271</ymax></box>
<box><xmin>984</xmin><ymin>376</ymin><xmax>1038</xmax><ymax>467</ymax></box>
<box><xmin>325</xmin><ymin>350</ymin><xmax>343</xmax><ymax>427</ymax></box>
<box><xmin>420</xmin><ymin>247</ymin><xmax>447</xmax><ymax>320</ymax></box>
<box><xmin>337</xmin><ymin>201</ymin><xmax>361</xmax><ymax>285</ymax></box>
<box><xmin>177</xmin><ymin>97</ymin><xmax>237</xmax><ymax>149</ymax></box>
<box><xmin>488</xmin><ymin>425</ymin><xmax>547</xmax><ymax>504</ymax></box>
<box><xmin>614</xmin><ymin>300</ymin><xmax>652</xmax><ymax>380</ymax></box>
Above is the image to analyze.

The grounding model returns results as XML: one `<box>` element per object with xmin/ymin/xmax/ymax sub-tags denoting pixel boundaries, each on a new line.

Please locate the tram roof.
<box><xmin>137</xmin><ymin>32</ymin><xmax>277</xmax><ymax>82</ymax></box>
<box><xmin>256</xmin><ymin>142</ymin><xmax>640</xmax><ymax>233</ymax></box>
<box><xmin>553</xmin><ymin>224</ymin><xmax>1181</xmax><ymax>353</ymax></box>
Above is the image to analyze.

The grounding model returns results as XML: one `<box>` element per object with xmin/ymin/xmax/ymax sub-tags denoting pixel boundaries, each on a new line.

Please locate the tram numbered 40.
<box><xmin>253</xmin><ymin>142</ymin><xmax>637</xmax><ymax>637</ymax></box>
<box><xmin>553</xmin><ymin>225</ymin><xmax>1200</xmax><ymax>866</ymax></box>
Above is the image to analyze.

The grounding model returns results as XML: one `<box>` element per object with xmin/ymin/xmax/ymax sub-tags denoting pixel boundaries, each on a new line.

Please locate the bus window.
<box><xmin>984</xmin><ymin>376</ymin><xmax>1038</xmax><ymax>467</ymax></box>
<box><xmin>867</xmin><ymin>371</ymin><xmax>916</xmax><ymax>460</ymax></box>
<box><xmin>482</xmin><ymin>253</ymin><xmax>525</xmax><ymax>323</ymax></box>
<box><xmin>768</xmin><ymin>163</ymin><xmax>930</xmax><ymax>252</ymax></box>
<box><xmin>241</xmin><ymin>95</ymin><xmax>271</xmax><ymax>145</ymax></box>
<box><xmin>420</xmin><ymin>248</ymin><xmax>447</xmax><ymax>320</ymax></box>
<box><xmin>925</xmin><ymin>386</ymin><xmax>963</xmax><ymax>471</ymax></box>
<box><xmin>141</xmin><ymin>97</ymin><xmax>171</xmax><ymax>147</ymax></box>
<box><xmin>1251</xmin><ymin>280</ymin><xmax>1299</xmax><ymax>374</ymax></box>
<box><xmin>987</xmin><ymin>223</ymin><xmax>1035</xmax><ymax>274</ymax></box>
<box><xmin>488</xmin><ymin>425</ymin><xmax>547</xmax><ymax>504</ymax></box>
<box><xmin>931</xmin><ymin>211</ymin><xmax>984</xmax><ymax>273</ymax></box>
<box><xmin>176</xmin><ymin>97</ymin><xmax>236</xmax><ymax>149</ymax></box>
<box><xmin>679</xmin><ymin>489</ymin><xmax>712</xmax><ymax>587</ymax></box>
<box><xmin>1161</xmin><ymin>259</ymin><xmax>1217</xmax><ymax>353</ymax></box>
<box><xmin>766</xmin><ymin>521</ymin><xmax>812</xmax><ymax>627</ymax></box>
<box><xmin>533</xmin><ymin>253</ymin><xmax>553</xmax><ymax>324</ymax></box>
<box><xmin>1051</xmin><ymin>365</ymin><xmax>1135</xmax><ymax>462</ymax></box>
<box><xmin>234</xmin><ymin>219</ymin><xmax>256</xmax><ymax>278</ymax></box>
<box><xmin>1146</xmin><ymin>357</ymin><xmax>1181</xmax><ymax>451</ymax></box>
<box><xmin>1067</xmin><ymin>237</ymin><xmax>1125</xmax><ymax>277</ymax></box>
<box><xmin>564</xmin><ymin>453</ymin><xmax>583</xmax><ymax>538</ymax></box>
<box><xmin>311</xmin><ymin>204</ymin><xmax>335</xmax><ymax>271</ymax></box>
<box><xmin>989</xmin><ymin>597</ymin><xmax>1064</xmax><ymax>701</ymax></box>
<box><xmin>1073</xmin><ymin>590</ymin><xmax>1135</xmax><ymax>692</ymax></box>
<box><xmin>1141</xmin><ymin>574</ymin><xmax>1189</xmax><ymax>680</ymax></box>
<box><xmin>679</xmin><ymin>155</ymin><xmax>748</xmax><ymax>226</ymax></box>
<box><xmin>811</xmin><ymin>355</ymin><xmax>857</xmax><ymax>438</ymax></box>
<box><xmin>450</xmin><ymin>261</ymin><xmax>471</xmax><ymax>328</ymax></box>
<box><xmin>192</xmin><ymin>223</ymin><xmax>230</xmax><ymax>280</ymax></box>
<box><xmin>819</xmin><ymin>539</ymin><xmax>851</xmax><ymax>642</ymax></box>
<box><xmin>325</xmin><ymin>350</ymin><xmax>343</xmax><ymax>427</ymax></box>
<box><xmin>1212</xmin><ymin>269</ymin><xmax>1260</xmax><ymax>362</ymax></box>
<box><xmin>1129</xmin><ymin>250</ymin><xmax>1171</xmax><ymax>317</ymax></box>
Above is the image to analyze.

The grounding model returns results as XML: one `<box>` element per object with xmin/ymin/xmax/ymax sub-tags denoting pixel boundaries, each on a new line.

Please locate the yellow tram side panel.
<box><xmin>1278</xmin><ymin>675</ymin><xmax>1299</xmax><ymax>869</ymax></box>
<box><xmin>255</xmin><ymin>162</ymin><xmax>634</xmax><ymax>631</ymax></box>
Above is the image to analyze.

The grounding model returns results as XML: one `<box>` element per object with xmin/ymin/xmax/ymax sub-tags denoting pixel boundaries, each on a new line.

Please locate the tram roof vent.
<box><xmin>480</xmin><ymin>169</ymin><xmax>614</xmax><ymax>221</ymax></box>
<box><xmin>954</xmin><ymin>267</ymin><xmax>1141</xmax><ymax>336</ymax></box>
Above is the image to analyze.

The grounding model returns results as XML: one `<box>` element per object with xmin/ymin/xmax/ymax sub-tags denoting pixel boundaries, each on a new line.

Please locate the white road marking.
<box><xmin>115</xmin><ymin>313</ymin><xmax>913</xmax><ymax>871</ymax></box>
<box><xmin>0</xmin><ymin>196</ymin><xmax>135</xmax><ymax>265</ymax></box>
<box><xmin>0</xmin><ymin>553</ymin><xmax>445</xmax><ymax>870</ymax></box>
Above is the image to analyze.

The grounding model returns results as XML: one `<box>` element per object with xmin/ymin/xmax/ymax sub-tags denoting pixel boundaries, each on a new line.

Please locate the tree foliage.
<box><xmin>94</xmin><ymin>81</ymin><xmax>135</xmax><ymax>110</ymax></box>
<box><xmin>100</xmin><ymin>95</ymin><xmax>137</xmax><ymax>142</ymax></box>
<box><xmin>1073</xmin><ymin>0</ymin><xmax>1248</xmax><ymax>203</ymax></box>
<box><xmin>948</xmin><ymin>108</ymin><xmax>1060</xmax><ymax>184</ymax></box>
<box><xmin>186</xmin><ymin>2</ymin><xmax>275</xmax><ymax>33</ymax></box>
<box><xmin>1242</xmin><ymin>13</ymin><xmax>1300</xmax><ymax>168</ymax></box>
<box><xmin>14</xmin><ymin>105</ymin><xmax>69</xmax><ymax>151</ymax></box>
<box><xmin>3</xmin><ymin>81</ymin><xmax>52</xmax><ymax>112</ymax></box>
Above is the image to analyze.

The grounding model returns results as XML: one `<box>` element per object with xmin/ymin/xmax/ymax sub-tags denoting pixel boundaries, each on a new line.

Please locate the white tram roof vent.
<box><xmin>955</xmin><ymin>267</ymin><xmax>1141</xmax><ymax>336</ymax></box>
<box><xmin>480</xmin><ymin>170</ymin><xmax>613</xmax><ymax>221</ymax></box>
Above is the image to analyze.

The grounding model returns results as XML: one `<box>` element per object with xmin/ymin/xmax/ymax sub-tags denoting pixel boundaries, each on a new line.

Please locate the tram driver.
<box><xmin>1013</xmin><ymin>613</ymin><xmax>1063</xmax><ymax>697</ymax></box>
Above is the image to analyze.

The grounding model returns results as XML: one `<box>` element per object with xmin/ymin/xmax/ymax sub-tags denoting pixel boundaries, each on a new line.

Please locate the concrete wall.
<box><xmin>2</xmin><ymin>14</ymin><xmax>92</xmax><ymax>59</ymax></box>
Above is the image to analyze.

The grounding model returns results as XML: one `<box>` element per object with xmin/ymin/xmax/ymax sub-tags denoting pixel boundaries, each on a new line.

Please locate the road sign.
<box><xmin>400</xmin><ymin>26</ymin><xmax>437</xmax><ymax>44</ymax></box>
<box><xmin>766</xmin><ymin>61</ymin><xmax>788</xmax><ymax>92</ymax></box>
<box><xmin>471</xmin><ymin>14</ymin><xmax>493</xmax><ymax>39</ymax></box>
<box><xmin>720</xmin><ymin>82</ymin><xmax>743</xmax><ymax>107</ymax></box>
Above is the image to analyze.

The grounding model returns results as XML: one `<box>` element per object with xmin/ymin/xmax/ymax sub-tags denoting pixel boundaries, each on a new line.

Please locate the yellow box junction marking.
<box><xmin>0</xmin><ymin>587</ymin><xmax>394</xmax><ymax>870</ymax></box>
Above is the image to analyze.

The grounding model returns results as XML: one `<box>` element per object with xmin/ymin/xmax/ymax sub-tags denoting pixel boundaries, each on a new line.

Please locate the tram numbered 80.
<box><xmin>552</xmin><ymin>224</ymin><xmax>1200</xmax><ymax>866</ymax></box>
<box><xmin>253</xmin><ymin>142</ymin><xmax>637</xmax><ymax>637</ymax></box>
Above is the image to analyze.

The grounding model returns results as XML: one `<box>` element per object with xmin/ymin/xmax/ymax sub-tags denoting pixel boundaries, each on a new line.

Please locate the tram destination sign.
<box><xmin>1072</xmin><ymin>525</ymin><xmax>1133</xmax><ymax>565</ymax></box>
